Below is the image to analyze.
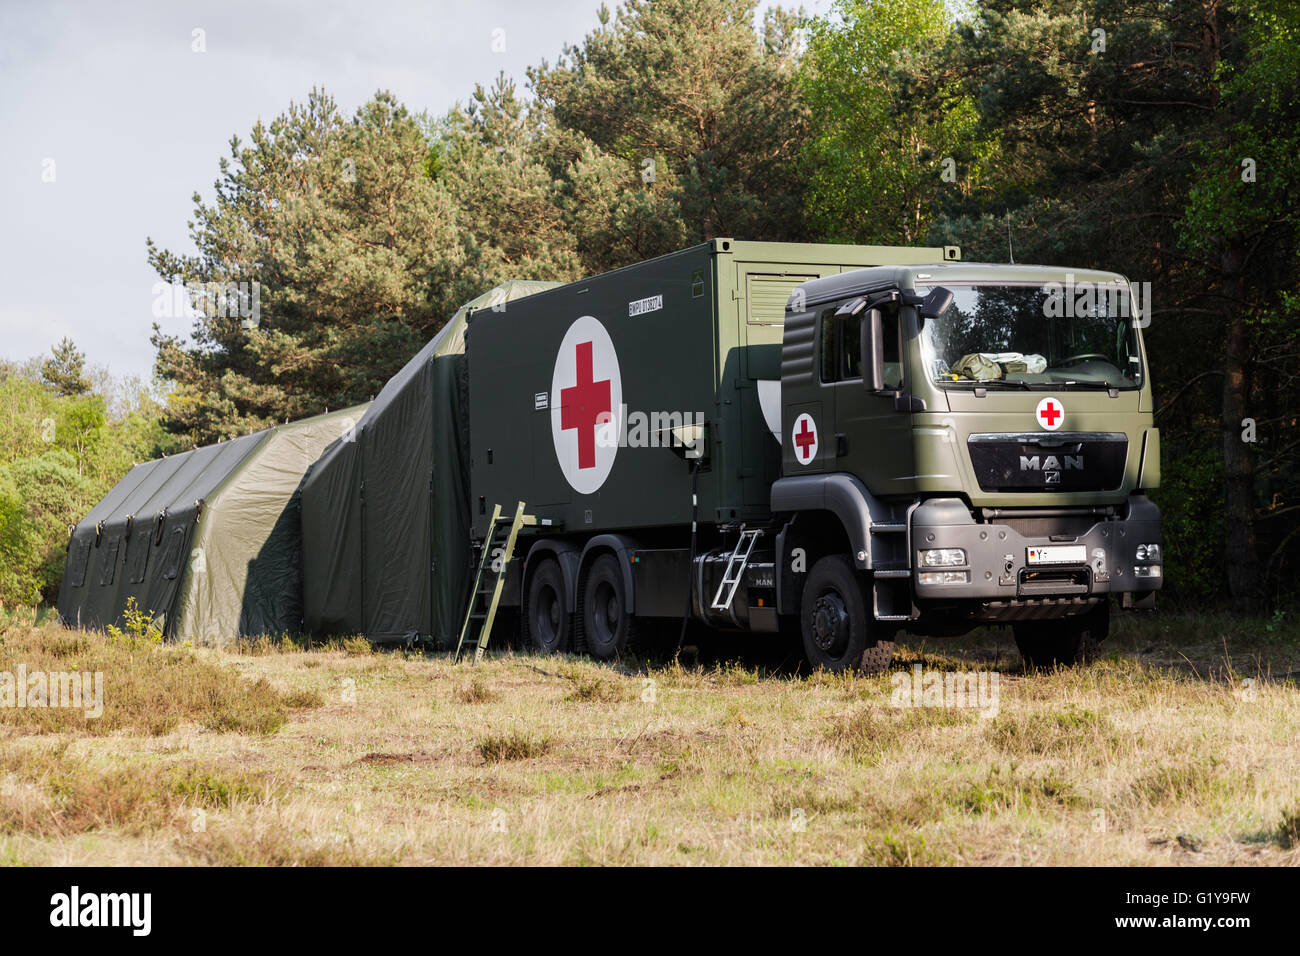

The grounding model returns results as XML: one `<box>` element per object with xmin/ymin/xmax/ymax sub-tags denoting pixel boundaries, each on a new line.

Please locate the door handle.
<box><xmin>892</xmin><ymin>392</ymin><xmax>927</xmax><ymax>412</ymax></box>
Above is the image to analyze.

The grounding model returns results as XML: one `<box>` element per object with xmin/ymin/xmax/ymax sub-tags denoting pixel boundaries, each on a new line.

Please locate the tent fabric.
<box><xmin>58</xmin><ymin>433</ymin><xmax>264</xmax><ymax>639</ymax></box>
<box><xmin>300</xmin><ymin>280</ymin><xmax>559</xmax><ymax>645</ymax></box>
<box><xmin>176</xmin><ymin>406</ymin><xmax>367</xmax><ymax>643</ymax></box>
<box><xmin>57</xmin><ymin>406</ymin><xmax>366</xmax><ymax>644</ymax></box>
<box><xmin>297</xmin><ymin>429</ymin><xmax>363</xmax><ymax>635</ymax></box>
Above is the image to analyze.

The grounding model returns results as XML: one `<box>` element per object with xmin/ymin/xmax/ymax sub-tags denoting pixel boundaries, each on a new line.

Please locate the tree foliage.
<box><xmin>533</xmin><ymin>0</ymin><xmax>811</xmax><ymax>249</ymax></box>
<box><xmin>0</xmin><ymin>354</ymin><xmax>172</xmax><ymax>606</ymax></box>
<box><xmin>147</xmin><ymin>90</ymin><xmax>472</xmax><ymax>443</ymax></box>
<box><xmin>802</xmin><ymin>0</ymin><xmax>993</xmax><ymax>244</ymax></box>
<box><xmin>40</xmin><ymin>337</ymin><xmax>91</xmax><ymax>396</ymax></box>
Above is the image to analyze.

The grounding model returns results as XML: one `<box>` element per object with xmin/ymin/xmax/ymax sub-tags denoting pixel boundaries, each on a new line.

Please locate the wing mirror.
<box><xmin>862</xmin><ymin>308</ymin><xmax>885</xmax><ymax>392</ymax></box>
<box><xmin>917</xmin><ymin>286</ymin><xmax>954</xmax><ymax>320</ymax></box>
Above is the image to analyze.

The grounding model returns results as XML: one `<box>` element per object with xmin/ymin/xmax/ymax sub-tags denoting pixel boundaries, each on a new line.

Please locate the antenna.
<box><xmin>1006</xmin><ymin>209</ymin><xmax>1015</xmax><ymax>264</ymax></box>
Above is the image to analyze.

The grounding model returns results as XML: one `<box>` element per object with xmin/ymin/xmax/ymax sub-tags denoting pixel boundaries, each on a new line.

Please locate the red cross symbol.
<box><xmin>1040</xmin><ymin>398</ymin><xmax>1060</xmax><ymax>429</ymax></box>
<box><xmin>795</xmin><ymin>419</ymin><xmax>816</xmax><ymax>456</ymax></box>
<box><xmin>560</xmin><ymin>341</ymin><xmax>611</xmax><ymax>470</ymax></box>
<box><xmin>792</xmin><ymin>413</ymin><xmax>818</xmax><ymax>463</ymax></box>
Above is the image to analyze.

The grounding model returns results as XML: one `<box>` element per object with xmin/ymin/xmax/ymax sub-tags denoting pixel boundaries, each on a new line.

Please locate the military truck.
<box><xmin>464</xmin><ymin>239</ymin><xmax>1161</xmax><ymax>671</ymax></box>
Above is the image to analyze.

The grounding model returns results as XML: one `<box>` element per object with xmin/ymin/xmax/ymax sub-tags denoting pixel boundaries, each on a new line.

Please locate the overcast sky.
<box><xmin>1</xmin><ymin>0</ymin><xmax>826</xmax><ymax>385</ymax></box>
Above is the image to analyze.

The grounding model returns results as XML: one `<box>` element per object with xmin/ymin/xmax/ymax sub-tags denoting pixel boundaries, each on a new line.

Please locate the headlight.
<box><xmin>1136</xmin><ymin>543</ymin><xmax>1161</xmax><ymax>562</ymax></box>
<box><xmin>918</xmin><ymin>570</ymin><xmax>969</xmax><ymax>585</ymax></box>
<box><xmin>919</xmin><ymin>548</ymin><xmax>966</xmax><ymax>567</ymax></box>
<box><xmin>1133</xmin><ymin>565</ymin><xmax>1162</xmax><ymax>579</ymax></box>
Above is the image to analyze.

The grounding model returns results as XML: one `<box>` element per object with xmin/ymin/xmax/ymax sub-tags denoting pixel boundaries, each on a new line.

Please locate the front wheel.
<box><xmin>1014</xmin><ymin>601</ymin><xmax>1109</xmax><ymax>670</ymax></box>
<box><xmin>800</xmin><ymin>555</ymin><xmax>894</xmax><ymax>674</ymax></box>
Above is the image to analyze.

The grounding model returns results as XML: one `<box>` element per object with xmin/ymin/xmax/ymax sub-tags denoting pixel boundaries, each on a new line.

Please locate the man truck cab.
<box><xmin>772</xmin><ymin>263</ymin><xmax>1162</xmax><ymax>670</ymax></box>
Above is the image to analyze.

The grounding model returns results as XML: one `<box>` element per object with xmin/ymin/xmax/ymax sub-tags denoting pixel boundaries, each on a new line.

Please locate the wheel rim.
<box><xmin>533</xmin><ymin>584</ymin><xmax>560</xmax><ymax>648</ymax></box>
<box><xmin>811</xmin><ymin>589</ymin><xmax>850</xmax><ymax>656</ymax></box>
<box><xmin>590</xmin><ymin>579</ymin><xmax>619</xmax><ymax>647</ymax></box>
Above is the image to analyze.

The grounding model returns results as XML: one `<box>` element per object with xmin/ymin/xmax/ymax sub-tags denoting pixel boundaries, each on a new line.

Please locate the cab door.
<box><xmin>782</xmin><ymin>303</ymin><xmax>843</xmax><ymax>475</ymax></box>
<box><xmin>831</xmin><ymin>304</ymin><xmax>915</xmax><ymax>493</ymax></box>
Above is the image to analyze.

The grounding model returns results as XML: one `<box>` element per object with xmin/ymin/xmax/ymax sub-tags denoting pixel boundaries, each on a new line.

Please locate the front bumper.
<box><xmin>909</xmin><ymin>495</ymin><xmax>1162</xmax><ymax>605</ymax></box>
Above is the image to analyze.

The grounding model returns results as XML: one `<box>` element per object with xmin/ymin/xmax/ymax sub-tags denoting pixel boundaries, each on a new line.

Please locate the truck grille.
<box><xmin>967</xmin><ymin>432</ymin><xmax>1127</xmax><ymax>493</ymax></box>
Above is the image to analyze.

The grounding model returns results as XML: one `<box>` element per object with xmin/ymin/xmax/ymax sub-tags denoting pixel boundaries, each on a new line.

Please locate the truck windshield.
<box><xmin>916</xmin><ymin>282</ymin><xmax>1143</xmax><ymax>389</ymax></box>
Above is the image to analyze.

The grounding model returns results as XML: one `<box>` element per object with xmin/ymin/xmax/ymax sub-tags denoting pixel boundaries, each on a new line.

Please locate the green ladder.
<box><xmin>455</xmin><ymin>501</ymin><xmax>530</xmax><ymax>663</ymax></box>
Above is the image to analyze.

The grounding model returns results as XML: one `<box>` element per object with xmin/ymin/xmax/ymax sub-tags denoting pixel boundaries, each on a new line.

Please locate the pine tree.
<box><xmin>147</xmin><ymin>90</ymin><xmax>466</xmax><ymax>443</ymax></box>
<box><xmin>41</xmin><ymin>338</ymin><xmax>91</xmax><ymax>397</ymax></box>
<box><xmin>531</xmin><ymin>0</ymin><xmax>811</xmax><ymax>248</ymax></box>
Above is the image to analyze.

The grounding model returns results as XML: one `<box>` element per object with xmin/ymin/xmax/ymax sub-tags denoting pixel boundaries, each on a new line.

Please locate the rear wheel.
<box><xmin>1014</xmin><ymin>601</ymin><xmax>1109</xmax><ymax>670</ymax></box>
<box><xmin>581</xmin><ymin>554</ymin><xmax>636</xmax><ymax>661</ymax></box>
<box><xmin>522</xmin><ymin>559</ymin><xmax>570</xmax><ymax>654</ymax></box>
<box><xmin>800</xmin><ymin>555</ymin><xmax>894</xmax><ymax>674</ymax></box>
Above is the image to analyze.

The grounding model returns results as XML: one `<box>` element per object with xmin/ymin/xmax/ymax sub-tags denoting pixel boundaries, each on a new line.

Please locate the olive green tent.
<box><xmin>300</xmin><ymin>280</ymin><xmax>559</xmax><ymax>645</ymax></box>
<box><xmin>57</xmin><ymin>406</ymin><xmax>367</xmax><ymax>644</ymax></box>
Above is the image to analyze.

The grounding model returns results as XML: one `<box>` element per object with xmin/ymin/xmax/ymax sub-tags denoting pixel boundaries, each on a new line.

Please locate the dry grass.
<box><xmin>0</xmin><ymin>744</ymin><xmax>283</xmax><ymax>838</ymax></box>
<box><xmin>478</xmin><ymin>730</ymin><xmax>554</xmax><ymax>762</ymax></box>
<box><xmin>561</xmin><ymin>666</ymin><xmax>629</xmax><ymax>704</ymax></box>
<box><xmin>456</xmin><ymin>677</ymin><xmax>496</xmax><ymax>704</ymax></box>
<box><xmin>0</xmin><ymin>608</ymin><xmax>1297</xmax><ymax>865</ymax></box>
<box><xmin>1279</xmin><ymin>805</ymin><xmax>1300</xmax><ymax>849</ymax></box>
<box><xmin>0</xmin><ymin>612</ymin><xmax>317</xmax><ymax>736</ymax></box>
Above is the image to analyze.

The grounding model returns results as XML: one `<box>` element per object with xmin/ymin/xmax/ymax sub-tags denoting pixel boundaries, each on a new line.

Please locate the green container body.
<box><xmin>467</xmin><ymin>239</ymin><xmax>956</xmax><ymax>537</ymax></box>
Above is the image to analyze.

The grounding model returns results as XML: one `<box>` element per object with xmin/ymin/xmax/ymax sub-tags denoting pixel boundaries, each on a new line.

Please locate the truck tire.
<box><xmin>1014</xmin><ymin>601</ymin><xmax>1109</xmax><ymax>670</ymax></box>
<box><xmin>581</xmin><ymin>554</ymin><xmax>636</xmax><ymax>661</ymax></box>
<box><xmin>800</xmin><ymin>555</ymin><xmax>894</xmax><ymax>674</ymax></box>
<box><xmin>522</xmin><ymin>559</ymin><xmax>571</xmax><ymax>654</ymax></box>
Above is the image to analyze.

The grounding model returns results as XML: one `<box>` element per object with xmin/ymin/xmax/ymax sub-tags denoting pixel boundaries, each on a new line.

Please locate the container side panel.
<box><xmin>469</xmin><ymin>246</ymin><xmax>719</xmax><ymax>536</ymax></box>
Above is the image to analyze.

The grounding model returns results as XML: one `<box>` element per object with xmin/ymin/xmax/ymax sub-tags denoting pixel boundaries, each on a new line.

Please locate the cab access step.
<box><xmin>711</xmin><ymin>527</ymin><xmax>762</xmax><ymax>612</ymax></box>
<box><xmin>868</xmin><ymin>518</ymin><xmax>917</xmax><ymax>622</ymax></box>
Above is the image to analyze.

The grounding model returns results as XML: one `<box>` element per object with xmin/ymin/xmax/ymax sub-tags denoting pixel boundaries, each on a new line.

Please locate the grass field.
<box><xmin>1</xmin><ymin>607</ymin><xmax>1298</xmax><ymax>865</ymax></box>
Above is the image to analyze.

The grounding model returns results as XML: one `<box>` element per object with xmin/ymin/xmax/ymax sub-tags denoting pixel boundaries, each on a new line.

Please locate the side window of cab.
<box><xmin>819</xmin><ymin>308</ymin><xmax>839</xmax><ymax>383</ymax></box>
<box><xmin>820</xmin><ymin>302</ymin><xmax>903</xmax><ymax>388</ymax></box>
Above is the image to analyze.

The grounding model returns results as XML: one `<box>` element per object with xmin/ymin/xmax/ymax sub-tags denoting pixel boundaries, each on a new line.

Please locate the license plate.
<box><xmin>1027</xmin><ymin>545</ymin><xmax>1087</xmax><ymax>565</ymax></box>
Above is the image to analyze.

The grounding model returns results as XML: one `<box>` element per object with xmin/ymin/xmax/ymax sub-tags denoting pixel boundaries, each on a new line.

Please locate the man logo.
<box><xmin>1021</xmin><ymin>454</ymin><xmax>1082</xmax><ymax>485</ymax></box>
<box><xmin>551</xmin><ymin>316</ymin><xmax>623</xmax><ymax>494</ymax></box>
<box><xmin>1019</xmin><ymin>455</ymin><xmax>1084</xmax><ymax>471</ymax></box>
